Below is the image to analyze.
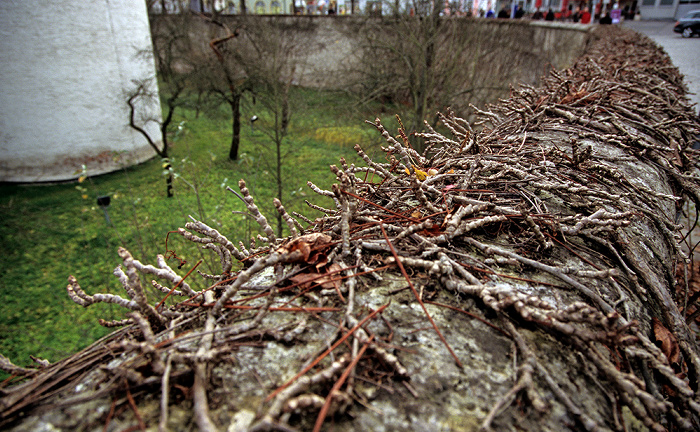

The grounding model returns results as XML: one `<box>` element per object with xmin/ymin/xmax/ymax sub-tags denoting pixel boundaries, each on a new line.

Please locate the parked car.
<box><xmin>674</xmin><ymin>10</ymin><xmax>700</xmax><ymax>38</ymax></box>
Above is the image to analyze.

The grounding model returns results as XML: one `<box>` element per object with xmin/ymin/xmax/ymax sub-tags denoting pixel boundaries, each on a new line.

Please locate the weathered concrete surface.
<box><xmin>286</xmin><ymin>17</ymin><xmax>593</xmax><ymax>90</ymax></box>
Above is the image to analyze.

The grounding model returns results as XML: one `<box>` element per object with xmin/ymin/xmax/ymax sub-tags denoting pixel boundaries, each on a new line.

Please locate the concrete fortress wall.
<box><xmin>0</xmin><ymin>0</ymin><xmax>162</xmax><ymax>183</ymax></box>
<box><xmin>155</xmin><ymin>14</ymin><xmax>593</xmax><ymax>114</ymax></box>
<box><xmin>283</xmin><ymin>17</ymin><xmax>594</xmax><ymax>91</ymax></box>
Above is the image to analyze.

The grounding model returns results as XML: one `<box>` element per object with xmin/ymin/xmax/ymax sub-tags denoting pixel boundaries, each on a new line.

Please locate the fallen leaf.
<box><xmin>560</xmin><ymin>89</ymin><xmax>588</xmax><ymax>105</ymax></box>
<box><xmin>289</xmin><ymin>263</ymin><xmax>342</xmax><ymax>291</ymax></box>
<box><xmin>404</xmin><ymin>165</ymin><xmax>428</xmax><ymax>181</ymax></box>
<box><xmin>317</xmin><ymin>263</ymin><xmax>342</xmax><ymax>290</ymax></box>
<box><xmin>675</xmin><ymin>261</ymin><xmax>700</xmax><ymax>325</ymax></box>
<box><xmin>652</xmin><ymin>317</ymin><xmax>680</xmax><ymax>367</ymax></box>
<box><xmin>670</xmin><ymin>139</ymin><xmax>683</xmax><ymax>167</ymax></box>
<box><xmin>277</xmin><ymin>233</ymin><xmax>332</xmax><ymax>264</ymax></box>
<box><xmin>289</xmin><ymin>272</ymin><xmax>320</xmax><ymax>290</ymax></box>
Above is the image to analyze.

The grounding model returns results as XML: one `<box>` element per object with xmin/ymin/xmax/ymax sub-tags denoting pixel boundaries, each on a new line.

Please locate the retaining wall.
<box><xmin>154</xmin><ymin>15</ymin><xmax>594</xmax><ymax>104</ymax></box>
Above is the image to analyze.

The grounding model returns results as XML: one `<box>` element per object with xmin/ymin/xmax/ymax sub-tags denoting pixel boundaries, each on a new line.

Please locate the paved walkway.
<box><xmin>622</xmin><ymin>20</ymin><xmax>700</xmax><ymax>113</ymax></box>
<box><xmin>621</xmin><ymin>20</ymin><xmax>700</xmax><ymax>254</ymax></box>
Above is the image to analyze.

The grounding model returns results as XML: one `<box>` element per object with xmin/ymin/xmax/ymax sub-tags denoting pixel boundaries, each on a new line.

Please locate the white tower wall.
<box><xmin>0</xmin><ymin>0</ymin><xmax>162</xmax><ymax>182</ymax></box>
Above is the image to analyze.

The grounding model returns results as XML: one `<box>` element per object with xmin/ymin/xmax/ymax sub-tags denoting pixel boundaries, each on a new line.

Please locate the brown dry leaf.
<box><xmin>298</xmin><ymin>232</ymin><xmax>332</xmax><ymax>247</ymax></box>
<box><xmin>560</xmin><ymin>90</ymin><xmax>588</xmax><ymax>105</ymax></box>
<box><xmin>421</xmin><ymin>224</ymin><xmax>443</xmax><ymax>237</ymax></box>
<box><xmin>674</xmin><ymin>261</ymin><xmax>700</xmax><ymax>325</ymax></box>
<box><xmin>670</xmin><ymin>139</ymin><xmax>683</xmax><ymax>167</ymax></box>
<box><xmin>313</xmin><ymin>254</ymin><xmax>329</xmax><ymax>271</ymax></box>
<box><xmin>289</xmin><ymin>272</ymin><xmax>320</xmax><ymax>290</ymax></box>
<box><xmin>289</xmin><ymin>240</ymin><xmax>311</xmax><ymax>262</ymax></box>
<box><xmin>288</xmin><ymin>263</ymin><xmax>342</xmax><ymax>291</ymax></box>
<box><xmin>278</xmin><ymin>233</ymin><xmax>332</xmax><ymax>264</ymax></box>
<box><xmin>316</xmin><ymin>263</ymin><xmax>342</xmax><ymax>290</ymax></box>
<box><xmin>301</xmin><ymin>233</ymin><xmax>333</xmax><ymax>265</ymax></box>
<box><xmin>652</xmin><ymin>317</ymin><xmax>680</xmax><ymax>366</ymax></box>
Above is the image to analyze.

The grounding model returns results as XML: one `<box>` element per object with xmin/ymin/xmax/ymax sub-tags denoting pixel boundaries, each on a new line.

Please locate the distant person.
<box><xmin>497</xmin><ymin>6</ymin><xmax>509</xmax><ymax>18</ymax></box>
<box><xmin>572</xmin><ymin>7</ymin><xmax>581</xmax><ymax>22</ymax></box>
<box><xmin>562</xmin><ymin>6</ymin><xmax>571</xmax><ymax>20</ymax></box>
<box><xmin>532</xmin><ymin>8</ymin><xmax>543</xmax><ymax>19</ymax></box>
<box><xmin>515</xmin><ymin>6</ymin><xmax>524</xmax><ymax>18</ymax></box>
<box><xmin>486</xmin><ymin>8</ymin><xmax>495</xmax><ymax>18</ymax></box>
<box><xmin>599</xmin><ymin>12</ymin><xmax>612</xmax><ymax>24</ymax></box>
<box><xmin>580</xmin><ymin>7</ymin><xmax>591</xmax><ymax>24</ymax></box>
<box><xmin>545</xmin><ymin>8</ymin><xmax>555</xmax><ymax>21</ymax></box>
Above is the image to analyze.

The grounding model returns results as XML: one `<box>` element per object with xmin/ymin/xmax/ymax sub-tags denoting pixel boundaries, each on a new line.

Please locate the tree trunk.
<box><xmin>410</xmin><ymin>6</ymin><xmax>439</xmax><ymax>153</ymax></box>
<box><xmin>127</xmin><ymin>84</ymin><xmax>174</xmax><ymax>198</ymax></box>
<box><xmin>229</xmin><ymin>92</ymin><xmax>241</xmax><ymax>161</ymax></box>
<box><xmin>275</xmin><ymin>96</ymin><xmax>285</xmax><ymax>237</ymax></box>
<box><xmin>161</xmin><ymin>96</ymin><xmax>177</xmax><ymax>198</ymax></box>
<box><xmin>3</xmin><ymin>26</ymin><xmax>700</xmax><ymax>432</ymax></box>
<box><xmin>281</xmin><ymin>85</ymin><xmax>290</xmax><ymax>136</ymax></box>
<box><xmin>164</xmin><ymin>163</ymin><xmax>174</xmax><ymax>198</ymax></box>
<box><xmin>275</xmin><ymin>135</ymin><xmax>283</xmax><ymax>237</ymax></box>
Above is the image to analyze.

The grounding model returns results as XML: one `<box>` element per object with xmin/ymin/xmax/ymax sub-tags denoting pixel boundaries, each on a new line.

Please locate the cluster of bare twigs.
<box><xmin>2</xmin><ymin>26</ymin><xmax>700</xmax><ymax>432</ymax></box>
<box><xmin>300</xmin><ymin>27</ymin><xmax>700</xmax><ymax>428</ymax></box>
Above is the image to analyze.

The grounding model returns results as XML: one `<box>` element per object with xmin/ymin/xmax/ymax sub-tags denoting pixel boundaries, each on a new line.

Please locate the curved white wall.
<box><xmin>0</xmin><ymin>0</ymin><xmax>162</xmax><ymax>182</ymax></box>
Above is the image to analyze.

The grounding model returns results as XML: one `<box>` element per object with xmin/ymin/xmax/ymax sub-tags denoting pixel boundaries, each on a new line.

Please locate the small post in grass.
<box><xmin>97</xmin><ymin>195</ymin><xmax>111</xmax><ymax>225</ymax></box>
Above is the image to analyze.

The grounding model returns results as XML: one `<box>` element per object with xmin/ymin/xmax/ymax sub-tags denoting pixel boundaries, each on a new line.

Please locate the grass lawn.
<box><xmin>0</xmin><ymin>88</ymin><xmax>401</xmax><ymax>375</ymax></box>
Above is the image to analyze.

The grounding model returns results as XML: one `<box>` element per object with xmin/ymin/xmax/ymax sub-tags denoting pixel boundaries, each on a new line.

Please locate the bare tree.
<box><xmin>173</xmin><ymin>15</ymin><xmax>305</xmax><ymax>235</ymax></box>
<box><xmin>352</xmin><ymin>4</ymin><xmax>519</xmax><ymax>152</ymax></box>
<box><xmin>353</xmin><ymin>3</ymin><xmax>450</xmax><ymax>152</ymax></box>
<box><xmin>127</xmin><ymin>9</ymin><xmax>204</xmax><ymax>198</ymax></box>
<box><xmin>200</xmin><ymin>19</ymin><xmax>249</xmax><ymax>162</ymax></box>
<box><xmin>127</xmin><ymin>81</ymin><xmax>176</xmax><ymax>198</ymax></box>
<box><xmin>220</xmin><ymin>17</ymin><xmax>304</xmax><ymax>236</ymax></box>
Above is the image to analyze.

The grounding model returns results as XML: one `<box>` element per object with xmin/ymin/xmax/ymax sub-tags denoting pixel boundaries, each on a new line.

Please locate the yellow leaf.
<box><xmin>78</xmin><ymin>175</ymin><xmax>87</xmax><ymax>183</ymax></box>
<box><xmin>405</xmin><ymin>165</ymin><xmax>428</xmax><ymax>181</ymax></box>
<box><xmin>413</xmin><ymin>165</ymin><xmax>427</xmax><ymax>181</ymax></box>
<box><xmin>81</xmin><ymin>194</ymin><xmax>88</xmax><ymax>199</ymax></box>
